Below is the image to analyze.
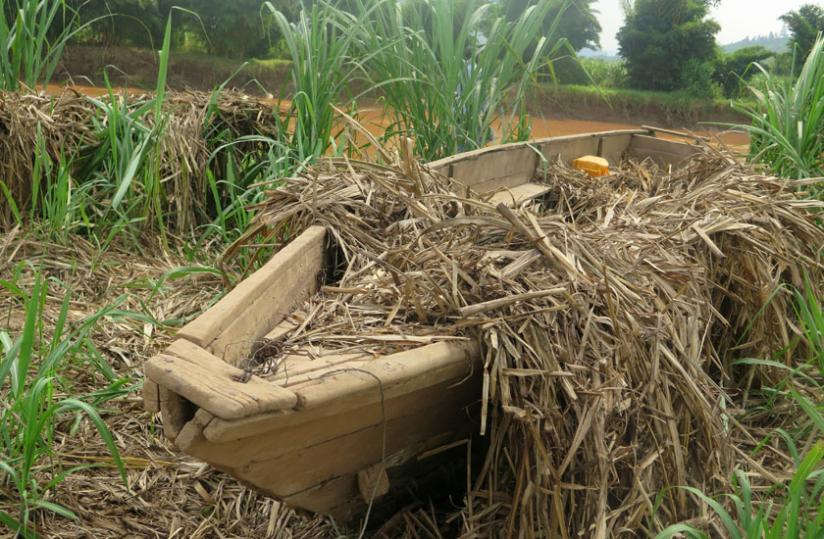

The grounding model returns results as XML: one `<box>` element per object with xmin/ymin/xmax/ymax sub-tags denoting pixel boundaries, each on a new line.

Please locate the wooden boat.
<box><xmin>142</xmin><ymin>128</ymin><xmax>702</xmax><ymax>519</ymax></box>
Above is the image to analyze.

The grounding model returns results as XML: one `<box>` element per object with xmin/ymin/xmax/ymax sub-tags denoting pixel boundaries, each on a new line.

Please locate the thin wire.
<box><xmin>315</xmin><ymin>367</ymin><xmax>386</xmax><ymax>539</ymax></box>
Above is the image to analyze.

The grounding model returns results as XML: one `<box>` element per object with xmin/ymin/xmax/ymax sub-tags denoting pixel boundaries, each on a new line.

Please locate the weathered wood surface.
<box><xmin>144</xmin><ymin>339</ymin><xmax>298</xmax><ymax>421</ymax></box>
<box><xmin>358</xmin><ymin>464</ymin><xmax>390</xmax><ymax>502</ymax></box>
<box><xmin>176</xmin><ymin>376</ymin><xmax>480</xmax><ymax>466</ymax></box>
<box><xmin>142</xmin><ymin>379</ymin><xmax>160</xmax><ymax>413</ymax></box>
<box><xmin>628</xmin><ymin>134</ymin><xmax>701</xmax><ymax>168</ymax></box>
<box><xmin>178</xmin><ymin>226</ymin><xmax>328</xmax><ymax>365</ymax></box>
<box><xmin>294</xmin><ymin>341</ymin><xmax>477</xmax><ymax>411</ymax></box>
<box><xmin>201</xmin><ymin>342</ymin><xmax>479</xmax><ymax>443</ymax></box>
<box><xmin>430</xmin><ymin>129</ymin><xmax>647</xmax><ymax>193</ymax></box>
<box><xmin>267</xmin><ymin>351</ymin><xmax>372</xmax><ymax>388</ymax></box>
<box><xmin>234</xmin><ymin>394</ymin><xmax>473</xmax><ymax>498</ymax></box>
<box><xmin>488</xmin><ymin>182</ymin><xmax>552</xmax><ymax>207</ymax></box>
<box><xmin>172</xmin><ymin>370</ymin><xmax>480</xmax><ymax>515</ymax></box>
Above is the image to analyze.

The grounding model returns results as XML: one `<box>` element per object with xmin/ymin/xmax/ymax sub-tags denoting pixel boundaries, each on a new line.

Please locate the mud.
<box><xmin>43</xmin><ymin>84</ymin><xmax>750</xmax><ymax>150</ymax></box>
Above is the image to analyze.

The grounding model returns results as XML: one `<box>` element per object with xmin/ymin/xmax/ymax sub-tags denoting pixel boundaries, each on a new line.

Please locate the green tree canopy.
<box><xmin>617</xmin><ymin>0</ymin><xmax>720</xmax><ymax>91</ymax></box>
<box><xmin>780</xmin><ymin>4</ymin><xmax>824</xmax><ymax>69</ymax></box>
<box><xmin>504</xmin><ymin>0</ymin><xmax>601</xmax><ymax>52</ymax></box>
<box><xmin>714</xmin><ymin>45</ymin><xmax>773</xmax><ymax>97</ymax></box>
<box><xmin>68</xmin><ymin>0</ymin><xmax>299</xmax><ymax>58</ymax></box>
<box><xmin>67</xmin><ymin>0</ymin><xmax>163</xmax><ymax>48</ymax></box>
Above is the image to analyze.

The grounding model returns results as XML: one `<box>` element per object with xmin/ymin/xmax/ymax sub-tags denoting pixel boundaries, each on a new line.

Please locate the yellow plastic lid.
<box><xmin>572</xmin><ymin>155</ymin><xmax>610</xmax><ymax>177</ymax></box>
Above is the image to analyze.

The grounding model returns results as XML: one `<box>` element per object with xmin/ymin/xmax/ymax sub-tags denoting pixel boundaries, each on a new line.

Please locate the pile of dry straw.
<box><xmin>0</xmin><ymin>90</ymin><xmax>278</xmax><ymax>231</ymax></box>
<box><xmin>232</xmin><ymin>146</ymin><xmax>823</xmax><ymax>536</ymax></box>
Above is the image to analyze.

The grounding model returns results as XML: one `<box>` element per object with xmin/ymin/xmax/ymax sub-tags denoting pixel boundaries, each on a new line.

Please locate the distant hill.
<box><xmin>722</xmin><ymin>33</ymin><xmax>789</xmax><ymax>54</ymax></box>
<box><xmin>578</xmin><ymin>48</ymin><xmax>620</xmax><ymax>61</ymax></box>
<box><xmin>577</xmin><ymin>33</ymin><xmax>789</xmax><ymax>61</ymax></box>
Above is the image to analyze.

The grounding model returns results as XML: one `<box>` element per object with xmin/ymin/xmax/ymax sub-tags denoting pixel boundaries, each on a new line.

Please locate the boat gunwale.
<box><xmin>144</xmin><ymin>128</ymin><xmax>703</xmax><ymax>431</ymax></box>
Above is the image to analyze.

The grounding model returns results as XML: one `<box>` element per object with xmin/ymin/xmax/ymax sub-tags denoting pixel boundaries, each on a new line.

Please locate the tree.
<box><xmin>171</xmin><ymin>0</ymin><xmax>304</xmax><ymax>58</ymax></box>
<box><xmin>617</xmin><ymin>0</ymin><xmax>720</xmax><ymax>92</ymax></box>
<box><xmin>780</xmin><ymin>4</ymin><xmax>824</xmax><ymax>69</ymax></box>
<box><xmin>68</xmin><ymin>0</ymin><xmax>164</xmax><ymax>48</ymax></box>
<box><xmin>66</xmin><ymin>0</ymin><xmax>299</xmax><ymax>59</ymax></box>
<box><xmin>504</xmin><ymin>0</ymin><xmax>601</xmax><ymax>53</ymax></box>
<box><xmin>714</xmin><ymin>46</ymin><xmax>773</xmax><ymax>97</ymax></box>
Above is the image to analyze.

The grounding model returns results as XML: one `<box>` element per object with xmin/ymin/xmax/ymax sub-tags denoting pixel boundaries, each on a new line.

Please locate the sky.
<box><xmin>591</xmin><ymin>0</ymin><xmax>812</xmax><ymax>54</ymax></box>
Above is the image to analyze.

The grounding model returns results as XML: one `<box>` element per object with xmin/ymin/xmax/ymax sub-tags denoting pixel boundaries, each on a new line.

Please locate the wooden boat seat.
<box><xmin>487</xmin><ymin>182</ymin><xmax>552</xmax><ymax>207</ymax></box>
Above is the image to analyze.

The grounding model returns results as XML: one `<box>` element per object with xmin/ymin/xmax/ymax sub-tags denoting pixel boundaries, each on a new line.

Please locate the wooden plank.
<box><xmin>450</xmin><ymin>146</ymin><xmax>538</xmax><ymax>193</ymax></box>
<box><xmin>536</xmin><ymin>134</ymin><xmax>600</xmax><ymax>167</ymax></box>
<box><xmin>172</xmin><ymin>408</ymin><xmax>214</xmax><ymax>450</ymax></box>
<box><xmin>641</xmin><ymin>125</ymin><xmax>708</xmax><ymax>141</ymax></box>
<box><xmin>203</xmin><ymin>346</ymin><xmax>478</xmax><ymax>443</ymax></box>
<box><xmin>176</xmin><ymin>382</ymin><xmax>477</xmax><ymax>512</ymax></box>
<box><xmin>281</xmin><ymin>475</ymin><xmax>363</xmax><ymax>519</ymax></box>
<box><xmin>628</xmin><ymin>134</ymin><xmax>700</xmax><ymax>168</ymax></box>
<box><xmin>487</xmin><ymin>182</ymin><xmax>551</xmax><ymax>207</ymax></box>
<box><xmin>179</xmin><ymin>376</ymin><xmax>480</xmax><ymax>466</ymax></box>
<box><xmin>262</xmin><ymin>314</ymin><xmax>302</xmax><ymax>342</ymax></box>
<box><xmin>143</xmin><ymin>378</ymin><xmax>160</xmax><ymax>413</ymax></box>
<box><xmin>158</xmin><ymin>386</ymin><xmax>195</xmax><ymax>441</ymax></box>
<box><xmin>178</xmin><ymin>226</ymin><xmax>327</xmax><ymax>366</ymax></box>
<box><xmin>145</xmin><ymin>340</ymin><xmax>298</xmax><ymax>421</ymax></box>
<box><xmin>266</xmin><ymin>351</ymin><xmax>372</xmax><ymax>388</ymax></box>
<box><xmin>293</xmin><ymin>341</ymin><xmax>478</xmax><ymax>413</ymax></box>
<box><xmin>599</xmin><ymin>133</ymin><xmax>634</xmax><ymax>163</ymax></box>
<box><xmin>234</xmin><ymin>398</ymin><xmax>473</xmax><ymax>498</ymax></box>
<box><xmin>358</xmin><ymin>464</ymin><xmax>390</xmax><ymax>502</ymax></box>
<box><xmin>429</xmin><ymin>129</ymin><xmax>646</xmax><ymax>176</ymax></box>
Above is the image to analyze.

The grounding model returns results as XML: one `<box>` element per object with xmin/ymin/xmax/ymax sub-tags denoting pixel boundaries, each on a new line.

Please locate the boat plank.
<box><xmin>143</xmin><ymin>379</ymin><xmax>160</xmax><ymax>413</ymax></box>
<box><xmin>267</xmin><ymin>351</ymin><xmax>372</xmax><ymax>388</ymax></box>
<box><xmin>536</xmin><ymin>134</ymin><xmax>601</xmax><ymax>167</ymax></box>
<box><xmin>628</xmin><ymin>135</ymin><xmax>700</xmax><ymax>168</ymax></box>
<box><xmin>177</xmin><ymin>226</ymin><xmax>328</xmax><ymax>365</ymax></box>
<box><xmin>145</xmin><ymin>340</ymin><xmax>298</xmax><ymax>420</ymax></box>
<box><xmin>488</xmin><ymin>182</ymin><xmax>551</xmax><ymax>207</ymax></box>
<box><xmin>235</xmin><ymin>401</ymin><xmax>470</xmax><ymax>497</ymax></box>
<box><xmin>177</xmin><ymin>377</ymin><xmax>479</xmax><ymax>467</ymax></box>
<box><xmin>451</xmin><ymin>146</ymin><xmax>539</xmax><ymax>192</ymax></box>
<box><xmin>204</xmin><ymin>345</ymin><xmax>478</xmax><ymax>444</ymax></box>
<box><xmin>281</xmin><ymin>475</ymin><xmax>363</xmax><ymax>519</ymax></box>
<box><xmin>293</xmin><ymin>341</ymin><xmax>477</xmax><ymax>412</ymax></box>
<box><xmin>599</xmin><ymin>133</ymin><xmax>634</xmax><ymax>163</ymax></box>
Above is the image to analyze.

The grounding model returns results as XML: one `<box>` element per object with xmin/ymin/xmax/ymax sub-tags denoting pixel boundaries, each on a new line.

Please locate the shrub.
<box><xmin>733</xmin><ymin>34</ymin><xmax>824</xmax><ymax>183</ymax></box>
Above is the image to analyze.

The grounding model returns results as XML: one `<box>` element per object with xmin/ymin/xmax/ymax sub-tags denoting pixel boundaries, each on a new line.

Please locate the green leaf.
<box><xmin>32</xmin><ymin>500</ymin><xmax>77</xmax><ymax>520</ymax></box>
<box><xmin>680</xmin><ymin>486</ymin><xmax>742</xmax><ymax>539</ymax></box>
<box><xmin>655</xmin><ymin>523</ymin><xmax>707</xmax><ymax>539</ymax></box>
<box><xmin>57</xmin><ymin>398</ymin><xmax>128</xmax><ymax>486</ymax></box>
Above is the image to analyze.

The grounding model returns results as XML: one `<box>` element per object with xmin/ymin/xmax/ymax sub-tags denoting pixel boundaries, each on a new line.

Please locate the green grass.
<box><xmin>733</xmin><ymin>35</ymin><xmax>824</xmax><ymax>185</ymax></box>
<box><xmin>0</xmin><ymin>0</ymin><xmax>71</xmax><ymax>90</ymax></box>
<box><xmin>352</xmin><ymin>0</ymin><xmax>563</xmax><ymax>161</ymax></box>
<box><xmin>656</xmin><ymin>444</ymin><xmax>824</xmax><ymax>539</ymax></box>
<box><xmin>0</xmin><ymin>274</ymin><xmax>131</xmax><ymax>537</ymax></box>
<box><xmin>0</xmin><ymin>0</ymin><xmax>108</xmax><ymax>91</ymax></box>
<box><xmin>531</xmin><ymin>83</ymin><xmax>749</xmax><ymax>125</ymax></box>
<box><xmin>264</xmin><ymin>0</ymin><xmax>363</xmax><ymax>165</ymax></box>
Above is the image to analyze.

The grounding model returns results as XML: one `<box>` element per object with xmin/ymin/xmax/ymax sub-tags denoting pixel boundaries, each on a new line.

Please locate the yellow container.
<box><xmin>572</xmin><ymin>155</ymin><xmax>609</xmax><ymax>177</ymax></box>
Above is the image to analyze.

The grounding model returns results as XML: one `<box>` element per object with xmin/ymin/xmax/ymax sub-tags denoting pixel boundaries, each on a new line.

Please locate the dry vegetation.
<box><xmin>0</xmin><ymin>233</ymin><xmax>340</xmax><ymax>538</ymax></box>
<box><xmin>0</xmin><ymin>90</ymin><xmax>282</xmax><ymax>236</ymax></box>
<box><xmin>227</xmin><ymin>147</ymin><xmax>823</xmax><ymax>536</ymax></box>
